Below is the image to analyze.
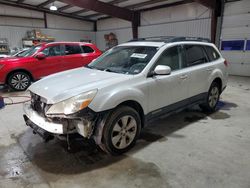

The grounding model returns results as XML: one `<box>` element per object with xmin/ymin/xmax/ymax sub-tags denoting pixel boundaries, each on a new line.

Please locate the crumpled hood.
<box><xmin>28</xmin><ymin>67</ymin><xmax>132</xmax><ymax>104</ymax></box>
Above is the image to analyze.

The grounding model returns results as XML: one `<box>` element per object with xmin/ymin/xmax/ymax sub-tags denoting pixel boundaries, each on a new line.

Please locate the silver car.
<box><xmin>23</xmin><ymin>37</ymin><xmax>228</xmax><ymax>155</ymax></box>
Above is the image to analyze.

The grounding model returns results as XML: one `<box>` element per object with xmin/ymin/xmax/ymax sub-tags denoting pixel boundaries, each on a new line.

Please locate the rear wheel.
<box><xmin>101</xmin><ymin>106</ymin><xmax>141</xmax><ymax>155</ymax></box>
<box><xmin>8</xmin><ymin>71</ymin><xmax>31</xmax><ymax>91</ymax></box>
<box><xmin>200</xmin><ymin>82</ymin><xmax>220</xmax><ymax>112</ymax></box>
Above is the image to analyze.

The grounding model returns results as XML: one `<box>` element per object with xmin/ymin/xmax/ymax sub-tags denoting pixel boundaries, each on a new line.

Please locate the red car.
<box><xmin>0</xmin><ymin>42</ymin><xmax>102</xmax><ymax>91</ymax></box>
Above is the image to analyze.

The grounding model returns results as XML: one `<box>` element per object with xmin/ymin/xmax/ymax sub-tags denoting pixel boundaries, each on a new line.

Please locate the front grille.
<box><xmin>30</xmin><ymin>93</ymin><xmax>47</xmax><ymax>117</ymax></box>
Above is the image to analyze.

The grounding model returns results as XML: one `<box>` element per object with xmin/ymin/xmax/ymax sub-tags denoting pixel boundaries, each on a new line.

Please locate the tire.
<box><xmin>200</xmin><ymin>82</ymin><xmax>220</xmax><ymax>112</ymax></box>
<box><xmin>101</xmin><ymin>106</ymin><xmax>141</xmax><ymax>155</ymax></box>
<box><xmin>8</xmin><ymin>71</ymin><xmax>31</xmax><ymax>91</ymax></box>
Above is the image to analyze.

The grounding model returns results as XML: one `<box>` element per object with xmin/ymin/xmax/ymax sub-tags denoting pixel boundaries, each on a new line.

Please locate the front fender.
<box><xmin>88</xmin><ymin>87</ymin><xmax>147</xmax><ymax>114</ymax></box>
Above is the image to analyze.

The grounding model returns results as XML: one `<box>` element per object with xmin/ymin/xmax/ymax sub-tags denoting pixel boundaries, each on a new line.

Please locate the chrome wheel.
<box><xmin>10</xmin><ymin>73</ymin><xmax>30</xmax><ymax>90</ymax></box>
<box><xmin>111</xmin><ymin>115</ymin><xmax>137</xmax><ymax>149</ymax></box>
<box><xmin>208</xmin><ymin>86</ymin><xmax>219</xmax><ymax>108</ymax></box>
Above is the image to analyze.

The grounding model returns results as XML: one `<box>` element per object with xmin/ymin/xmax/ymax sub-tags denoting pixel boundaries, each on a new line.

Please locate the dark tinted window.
<box><xmin>155</xmin><ymin>46</ymin><xmax>182</xmax><ymax>71</ymax></box>
<box><xmin>65</xmin><ymin>45</ymin><xmax>82</xmax><ymax>55</ymax></box>
<box><xmin>81</xmin><ymin>46</ymin><xmax>94</xmax><ymax>53</ymax></box>
<box><xmin>246</xmin><ymin>40</ymin><xmax>250</xmax><ymax>50</ymax></box>
<box><xmin>42</xmin><ymin>45</ymin><xmax>61</xmax><ymax>57</ymax></box>
<box><xmin>204</xmin><ymin>46</ymin><xmax>220</xmax><ymax>61</ymax></box>
<box><xmin>221</xmin><ymin>40</ymin><xmax>244</xmax><ymax>51</ymax></box>
<box><xmin>184</xmin><ymin>45</ymin><xmax>208</xmax><ymax>67</ymax></box>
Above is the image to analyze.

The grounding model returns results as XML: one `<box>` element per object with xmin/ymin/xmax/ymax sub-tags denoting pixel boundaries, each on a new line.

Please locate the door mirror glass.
<box><xmin>154</xmin><ymin>65</ymin><xmax>171</xmax><ymax>75</ymax></box>
<box><xmin>36</xmin><ymin>52</ymin><xmax>46</xmax><ymax>60</ymax></box>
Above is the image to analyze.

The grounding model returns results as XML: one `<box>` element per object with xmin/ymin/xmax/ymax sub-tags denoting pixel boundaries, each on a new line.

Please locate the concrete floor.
<box><xmin>0</xmin><ymin>76</ymin><xmax>250</xmax><ymax>188</ymax></box>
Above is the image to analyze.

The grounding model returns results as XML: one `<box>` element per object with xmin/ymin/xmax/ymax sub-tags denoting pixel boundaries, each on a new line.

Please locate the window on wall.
<box><xmin>221</xmin><ymin>40</ymin><xmax>245</xmax><ymax>51</ymax></box>
<box><xmin>246</xmin><ymin>40</ymin><xmax>250</xmax><ymax>51</ymax></box>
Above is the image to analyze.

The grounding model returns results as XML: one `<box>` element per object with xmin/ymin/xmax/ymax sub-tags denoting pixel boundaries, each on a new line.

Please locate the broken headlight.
<box><xmin>46</xmin><ymin>89</ymin><xmax>97</xmax><ymax>115</ymax></box>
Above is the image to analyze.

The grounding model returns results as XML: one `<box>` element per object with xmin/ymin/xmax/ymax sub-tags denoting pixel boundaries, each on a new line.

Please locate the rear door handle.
<box><xmin>180</xmin><ymin>75</ymin><xmax>188</xmax><ymax>79</ymax></box>
<box><xmin>206</xmin><ymin>68</ymin><xmax>213</xmax><ymax>72</ymax></box>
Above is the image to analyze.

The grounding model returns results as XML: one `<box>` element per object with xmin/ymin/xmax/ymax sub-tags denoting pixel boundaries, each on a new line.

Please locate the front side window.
<box><xmin>42</xmin><ymin>45</ymin><xmax>61</xmax><ymax>57</ymax></box>
<box><xmin>154</xmin><ymin>46</ymin><xmax>182</xmax><ymax>71</ymax></box>
<box><xmin>204</xmin><ymin>46</ymin><xmax>220</xmax><ymax>61</ymax></box>
<box><xmin>88</xmin><ymin>46</ymin><xmax>158</xmax><ymax>75</ymax></box>
<box><xmin>221</xmin><ymin>40</ymin><xmax>244</xmax><ymax>51</ymax></box>
<box><xmin>184</xmin><ymin>45</ymin><xmax>208</xmax><ymax>67</ymax></box>
<box><xmin>65</xmin><ymin>45</ymin><xmax>82</xmax><ymax>55</ymax></box>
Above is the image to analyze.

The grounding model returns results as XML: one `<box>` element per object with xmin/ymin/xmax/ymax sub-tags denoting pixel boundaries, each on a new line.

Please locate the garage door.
<box><xmin>220</xmin><ymin>0</ymin><xmax>250</xmax><ymax>76</ymax></box>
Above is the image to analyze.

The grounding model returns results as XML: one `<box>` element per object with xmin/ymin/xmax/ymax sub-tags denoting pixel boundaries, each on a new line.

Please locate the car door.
<box><xmin>62</xmin><ymin>44</ymin><xmax>85</xmax><ymax>71</ymax></box>
<box><xmin>35</xmin><ymin>44</ymin><xmax>64</xmax><ymax>78</ymax></box>
<box><xmin>182</xmin><ymin>44</ymin><xmax>214</xmax><ymax>98</ymax></box>
<box><xmin>147</xmin><ymin>45</ymin><xmax>190</xmax><ymax>116</ymax></box>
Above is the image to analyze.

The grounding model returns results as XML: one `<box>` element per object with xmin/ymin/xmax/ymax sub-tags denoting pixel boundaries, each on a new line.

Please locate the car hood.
<box><xmin>28</xmin><ymin>67</ymin><xmax>132</xmax><ymax>104</ymax></box>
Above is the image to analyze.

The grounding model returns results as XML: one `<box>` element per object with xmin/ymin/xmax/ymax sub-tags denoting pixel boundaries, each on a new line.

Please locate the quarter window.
<box><xmin>65</xmin><ymin>45</ymin><xmax>82</xmax><ymax>55</ymax></box>
<box><xmin>81</xmin><ymin>46</ymin><xmax>94</xmax><ymax>53</ymax></box>
<box><xmin>221</xmin><ymin>40</ymin><xmax>245</xmax><ymax>51</ymax></box>
<box><xmin>184</xmin><ymin>45</ymin><xmax>208</xmax><ymax>67</ymax></box>
<box><xmin>204</xmin><ymin>46</ymin><xmax>220</xmax><ymax>61</ymax></box>
<box><xmin>155</xmin><ymin>46</ymin><xmax>182</xmax><ymax>71</ymax></box>
<box><xmin>42</xmin><ymin>45</ymin><xmax>61</xmax><ymax>57</ymax></box>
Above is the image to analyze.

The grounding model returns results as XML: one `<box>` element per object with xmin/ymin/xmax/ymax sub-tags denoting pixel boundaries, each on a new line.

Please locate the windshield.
<box><xmin>18</xmin><ymin>45</ymin><xmax>41</xmax><ymax>57</ymax></box>
<box><xmin>88</xmin><ymin>46</ymin><xmax>158</xmax><ymax>74</ymax></box>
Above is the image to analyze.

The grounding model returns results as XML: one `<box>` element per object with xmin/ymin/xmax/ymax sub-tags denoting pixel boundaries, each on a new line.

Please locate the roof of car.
<box><xmin>45</xmin><ymin>42</ymin><xmax>92</xmax><ymax>46</ymax></box>
<box><xmin>120</xmin><ymin>36</ymin><xmax>212</xmax><ymax>47</ymax></box>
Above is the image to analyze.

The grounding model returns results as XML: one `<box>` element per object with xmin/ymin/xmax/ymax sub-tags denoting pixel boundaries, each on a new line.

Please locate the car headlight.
<box><xmin>0</xmin><ymin>64</ymin><xmax>4</xmax><ymax>69</ymax></box>
<box><xmin>46</xmin><ymin>89</ymin><xmax>97</xmax><ymax>115</ymax></box>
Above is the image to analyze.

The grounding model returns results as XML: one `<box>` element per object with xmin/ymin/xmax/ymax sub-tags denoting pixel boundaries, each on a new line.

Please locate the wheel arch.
<box><xmin>211</xmin><ymin>77</ymin><xmax>222</xmax><ymax>93</ymax></box>
<box><xmin>5</xmin><ymin>69</ymin><xmax>34</xmax><ymax>84</ymax></box>
<box><xmin>117</xmin><ymin>100</ymin><xmax>145</xmax><ymax>128</ymax></box>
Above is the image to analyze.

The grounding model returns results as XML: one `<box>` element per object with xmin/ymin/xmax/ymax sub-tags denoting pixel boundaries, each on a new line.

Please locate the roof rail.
<box><xmin>128</xmin><ymin>36</ymin><xmax>211</xmax><ymax>43</ymax></box>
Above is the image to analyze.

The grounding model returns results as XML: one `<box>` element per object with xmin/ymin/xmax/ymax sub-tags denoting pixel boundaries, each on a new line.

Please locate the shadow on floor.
<box><xmin>5</xmin><ymin>100</ymin><xmax>236</xmax><ymax>176</ymax></box>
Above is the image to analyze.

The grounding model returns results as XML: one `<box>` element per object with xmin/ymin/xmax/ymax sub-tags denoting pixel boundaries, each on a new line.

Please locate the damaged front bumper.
<box><xmin>23</xmin><ymin>102</ymin><xmax>99</xmax><ymax>140</ymax></box>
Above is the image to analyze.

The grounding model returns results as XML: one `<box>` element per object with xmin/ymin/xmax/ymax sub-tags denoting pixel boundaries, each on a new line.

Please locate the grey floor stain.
<box><xmin>0</xmin><ymin>130</ymin><xmax>171</xmax><ymax>188</ymax></box>
<box><xmin>209</xmin><ymin>111</ymin><xmax>230</xmax><ymax>120</ymax></box>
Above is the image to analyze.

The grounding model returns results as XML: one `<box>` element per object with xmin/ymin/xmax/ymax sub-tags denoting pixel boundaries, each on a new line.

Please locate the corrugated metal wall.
<box><xmin>221</xmin><ymin>0</ymin><xmax>250</xmax><ymax>76</ymax></box>
<box><xmin>96</xmin><ymin>2</ymin><xmax>211</xmax><ymax>51</ymax></box>
<box><xmin>0</xmin><ymin>4</ymin><xmax>95</xmax><ymax>49</ymax></box>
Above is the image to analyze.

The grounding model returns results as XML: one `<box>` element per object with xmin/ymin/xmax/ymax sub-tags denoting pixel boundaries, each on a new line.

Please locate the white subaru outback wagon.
<box><xmin>23</xmin><ymin>37</ymin><xmax>228</xmax><ymax>155</ymax></box>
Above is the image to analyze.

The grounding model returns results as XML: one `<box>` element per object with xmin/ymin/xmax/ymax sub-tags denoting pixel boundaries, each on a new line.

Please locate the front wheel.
<box><xmin>8</xmin><ymin>71</ymin><xmax>31</xmax><ymax>91</ymax></box>
<box><xmin>200</xmin><ymin>82</ymin><xmax>220</xmax><ymax>112</ymax></box>
<box><xmin>101</xmin><ymin>106</ymin><xmax>141</xmax><ymax>155</ymax></box>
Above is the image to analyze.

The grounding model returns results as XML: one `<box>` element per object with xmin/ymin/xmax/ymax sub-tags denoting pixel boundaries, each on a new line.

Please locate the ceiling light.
<box><xmin>50</xmin><ymin>4</ymin><xmax>57</xmax><ymax>11</ymax></box>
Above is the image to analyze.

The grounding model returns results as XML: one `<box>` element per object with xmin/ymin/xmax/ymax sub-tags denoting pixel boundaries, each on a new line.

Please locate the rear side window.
<box><xmin>246</xmin><ymin>40</ymin><xmax>250</xmax><ymax>51</ymax></box>
<box><xmin>221</xmin><ymin>40</ymin><xmax>244</xmax><ymax>51</ymax></box>
<box><xmin>204</xmin><ymin>46</ymin><xmax>220</xmax><ymax>61</ymax></box>
<box><xmin>81</xmin><ymin>46</ymin><xmax>94</xmax><ymax>53</ymax></box>
<box><xmin>184</xmin><ymin>45</ymin><xmax>208</xmax><ymax>67</ymax></box>
<box><xmin>65</xmin><ymin>45</ymin><xmax>82</xmax><ymax>55</ymax></box>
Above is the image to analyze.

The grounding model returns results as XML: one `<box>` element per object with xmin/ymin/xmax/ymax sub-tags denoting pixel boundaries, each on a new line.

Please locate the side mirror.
<box><xmin>36</xmin><ymin>52</ymin><xmax>46</xmax><ymax>60</ymax></box>
<box><xmin>154</xmin><ymin>65</ymin><xmax>171</xmax><ymax>75</ymax></box>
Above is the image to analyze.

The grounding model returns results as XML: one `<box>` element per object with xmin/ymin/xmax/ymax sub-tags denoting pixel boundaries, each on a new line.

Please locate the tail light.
<box><xmin>224</xmin><ymin>60</ymin><xmax>228</xmax><ymax>67</ymax></box>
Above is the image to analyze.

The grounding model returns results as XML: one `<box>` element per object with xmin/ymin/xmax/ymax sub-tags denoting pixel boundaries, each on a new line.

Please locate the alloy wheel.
<box><xmin>208</xmin><ymin>86</ymin><xmax>219</xmax><ymax>108</ymax></box>
<box><xmin>111</xmin><ymin>115</ymin><xmax>137</xmax><ymax>149</ymax></box>
<box><xmin>10</xmin><ymin>73</ymin><xmax>30</xmax><ymax>90</ymax></box>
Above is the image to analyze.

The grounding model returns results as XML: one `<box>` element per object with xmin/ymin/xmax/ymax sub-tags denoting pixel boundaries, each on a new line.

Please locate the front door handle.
<box><xmin>180</xmin><ymin>75</ymin><xmax>188</xmax><ymax>79</ymax></box>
